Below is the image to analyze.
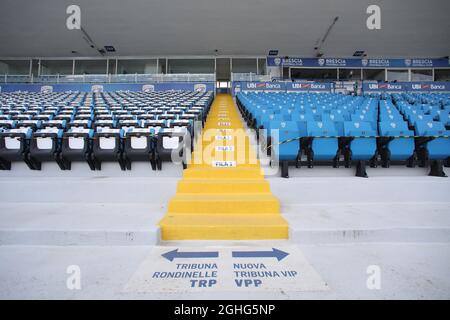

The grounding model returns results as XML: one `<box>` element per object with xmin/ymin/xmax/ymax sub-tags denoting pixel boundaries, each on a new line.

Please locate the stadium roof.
<box><xmin>0</xmin><ymin>0</ymin><xmax>449</xmax><ymax>58</ymax></box>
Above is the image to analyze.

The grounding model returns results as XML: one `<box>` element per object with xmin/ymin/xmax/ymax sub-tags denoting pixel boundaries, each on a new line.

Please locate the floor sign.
<box><xmin>123</xmin><ymin>246</ymin><xmax>329</xmax><ymax>293</ymax></box>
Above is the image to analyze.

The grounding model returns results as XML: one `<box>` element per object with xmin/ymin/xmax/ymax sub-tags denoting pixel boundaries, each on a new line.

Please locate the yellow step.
<box><xmin>188</xmin><ymin>162</ymin><xmax>260</xmax><ymax>169</ymax></box>
<box><xmin>159</xmin><ymin>214</ymin><xmax>289</xmax><ymax>240</ymax></box>
<box><xmin>183</xmin><ymin>167</ymin><xmax>264</xmax><ymax>179</ymax></box>
<box><xmin>176</xmin><ymin>179</ymin><xmax>271</xmax><ymax>194</ymax></box>
<box><xmin>167</xmin><ymin>194</ymin><xmax>280</xmax><ymax>214</ymax></box>
<box><xmin>204</xmin><ymin>125</ymin><xmax>243</xmax><ymax>130</ymax></box>
<box><xmin>206</xmin><ymin>118</ymin><xmax>240</xmax><ymax>121</ymax></box>
<box><xmin>190</xmin><ymin>149</ymin><xmax>258</xmax><ymax>158</ymax></box>
<box><xmin>189</xmin><ymin>153</ymin><xmax>260</xmax><ymax>167</ymax></box>
<box><xmin>193</xmin><ymin>145</ymin><xmax>256</xmax><ymax>154</ymax></box>
<box><xmin>159</xmin><ymin>94</ymin><xmax>289</xmax><ymax>241</ymax></box>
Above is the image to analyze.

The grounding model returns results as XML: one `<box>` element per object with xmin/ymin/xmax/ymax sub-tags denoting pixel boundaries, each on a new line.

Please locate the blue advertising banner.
<box><xmin>407</xmin><ymin>82</ymin><xmax>450</xmax><ymax>92</ymax></box>
<box><xmin>362</xmin><ymin>82</ymin><xmax>450</xmax><ymax>92</ymax></box>
<box><xmin>267</xmin><ymin>57</ymin><xmax>450</xmax><ymax>68</ymax></box>
<box><xmin>0</xmin><ymin>82</ymin><xmax>215</xmax><ymax>93</ymax></box>
<box><xmin>241</xmin><ymin>82</ymin><xmax>286</xmax><ymax>91</ymax></box>
<box><xmin>232</xmin><ymin>82</ymin><xmax>286</xmax><ymax>95</ymax></box>
<box><xmin>232</xmin><ymin>81</ymin><xmax>333</xmax><ymax>95</ymax></box>
<box><xmin>286</xmin><ymin>82</ymin><xmax>332</xmax><ymax>92</ymax></box>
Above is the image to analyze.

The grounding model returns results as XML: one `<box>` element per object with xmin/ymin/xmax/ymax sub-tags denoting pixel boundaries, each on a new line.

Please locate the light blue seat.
<box><xmin>323</xmin><ymin>113</ymin><xmax>345</xmax><ymax>136</ymax></box>
<box><xmin>379</xmin><ymin>112</ymin><xmax>404</xmax><ymax>122</ymax></box>
<box><xmin>379</xmin><ymin>121</ymin><xmax>415</xmax><ymax>162</ymax></box>
<box><xmin>271</xmin><ymin>121</ymin><xmax>301</xmax><ymax>161</ymax></box>
<box><xmin>351</xmin><ymin>114</ymin><xmax>377</xmax><ymax>130</ymax></box>
<box><xmin>414</xmin><ymin>121</ymin><xmax>450</xmax><ymax>160</ymax></box>
<box><xmin>438</xmin><ymin>112</ymin><xmax>450</xmax><ymax>127</ymax></box>
<box><xmin>297</xmin><ymin>113</ymin><xmax>316</xmax><ymax>122</ymax></box>
<box><xmin>331</xmin><ymin>109</ymin><xmax>350</xmax><ymax>121</ymax></box>
<box><xmin>414</xmin><ymin>120</ymin><xmax>450</xmax><ymax>176</ymax></box>
<box><xmin>344</xmin><ymin>121</ymin><xmax>377</xmax><ymax>161</ymax></box>
<box><xmin>306</xmin><ymin>121</ymin><xmax>339</xmax><ymax>162</ymax></box>
<box><xmin>410</xmin><ymin>114</ymin><xmax>434</xmax><ymax>127</ymax></box>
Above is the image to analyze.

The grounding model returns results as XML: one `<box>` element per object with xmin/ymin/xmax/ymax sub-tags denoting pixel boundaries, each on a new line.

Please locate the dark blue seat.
<box><xmin>29</xmin><ymin>128</ymin><xmax>66</xmax><ymax>170</ymax></box>
<box><xmin>0</xmin><ymin>128</ymin><xmax>35</xmax><ymax>170</ymax></box>
<box><xmin>61</xmin><ymin>128</ymin><xmax>95</xmax><ymax>170</ymax></box>
<box><xmin>123</xmin><ymin>128</ymin><xmax>156</xmax><ymax>170</ymax></box>
<box><xmin>92</xmin><ymin>128</ymin><xmax>126</xmax><ymax>170</ymax></box>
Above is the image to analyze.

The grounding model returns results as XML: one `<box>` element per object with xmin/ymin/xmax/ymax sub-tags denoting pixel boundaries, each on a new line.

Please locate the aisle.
<box><xmin>159</xmin><ymin>94</ymin><xmax>289</xmax><ymax>240</ymax></box>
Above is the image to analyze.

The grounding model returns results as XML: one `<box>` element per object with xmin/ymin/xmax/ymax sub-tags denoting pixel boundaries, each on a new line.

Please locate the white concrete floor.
<box><xmin>0</xmin><ymin>162</ymin><xmax>449</xmax><ymax>299</ymax></box>
<box><xmin>0</xmin><ymin>243</ymin><xmax>449</xmax><ymax>299</ymax></box>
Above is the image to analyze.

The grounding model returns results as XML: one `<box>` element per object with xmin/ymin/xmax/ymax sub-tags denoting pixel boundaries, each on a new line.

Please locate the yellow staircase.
<box><xmin>159</xmin><ymin>94</ymin><xmax>289</xmax><ymax>240</ymax></box>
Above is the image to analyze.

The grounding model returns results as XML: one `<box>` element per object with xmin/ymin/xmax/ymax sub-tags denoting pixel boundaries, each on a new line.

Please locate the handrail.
<box><xmin>0</xmin><ymin>73</ymin><xmax>215</xmax><ymax>84</ymax></box>
<box><xmin>231</xmin><ymin>73</ymin><xmax>271</xmax><ymax>82</ymax></box>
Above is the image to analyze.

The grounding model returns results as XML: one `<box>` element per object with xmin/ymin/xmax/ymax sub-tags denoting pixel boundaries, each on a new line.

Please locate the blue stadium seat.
<box><xmin>305</xmin><ymin>121</ymin><xmax>339</xmax><ymax>167</ymax></box>
<box><xmin>343</xmin><ymin>121</ymin><xmax>377</xmax><ymax>177</ymax></box>
<box><xmin>270</xmin><ymin>121</ymin><xmax>301</xmax><ymax>177</ymax></box>
<box><xmin>414</xmin><ymin>121</ymin><xmax>450</xmax><ymax>177</ymax></box>
<box><xmin>378</xmin><ymin>121</ymin><xmax>416</xmax><ymax>168</ymax></box>
<box><xmin>438</xmin><ymin>112</ymin><xmax>450</xmax><ymax>127</ymax></box>
<box><xmin>323</xmin><ymin>113</ymin><xmax>345</xmax><ymax>136</ymax></box>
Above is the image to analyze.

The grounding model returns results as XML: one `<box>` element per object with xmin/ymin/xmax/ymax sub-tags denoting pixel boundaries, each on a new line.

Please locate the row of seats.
<box><xmin>0</xmin><ymin>90</ymin><xmax>213</xmax><ymax>170</ymax></box>
<box><xmin>236</xmin><ymin>92</ymin><xmax>450</xmax><ymax>178</ymax></box>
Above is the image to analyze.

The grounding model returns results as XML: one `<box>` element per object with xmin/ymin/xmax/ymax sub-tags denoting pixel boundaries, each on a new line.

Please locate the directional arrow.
<box><xmin>232</xmin><ymin>248</ymin><xmax>289</xmax><ymax>261</ymax></box>
<box><xmin>162</xmin><ymin>249</ymin><xmax>219</xmax><ymax>261</ymax></box>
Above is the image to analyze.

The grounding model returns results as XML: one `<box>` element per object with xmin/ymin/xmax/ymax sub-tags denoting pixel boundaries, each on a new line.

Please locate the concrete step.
<box><xmin>0</xmin><ymin>202</ymin><xmax>162</xmax><ymax>246</ymax></box>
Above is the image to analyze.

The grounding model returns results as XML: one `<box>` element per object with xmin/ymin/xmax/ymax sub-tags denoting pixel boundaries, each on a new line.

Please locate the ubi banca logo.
<box><xmin>247</xmin><ymin>83</ymin><xmax>266</xmax><ymax>89</ymax></box>
<box><xmin>311</xmin><ymin>83</ymin><xmax>326</xmax><ymax>90</ymax></box>
<box><xmin>266</xmin><ymin>83</ymin><xmax>281</xmax><ymax>89</ymax></box>
<box><xmin>387</xmin><ymin>84</ymin><xmax>402</xmax><ymax>90</ymax></box>
<box><xmin>430</xmin><ymin>84</ymin><xmax>445</xmax><ymax>90</ymax></box>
